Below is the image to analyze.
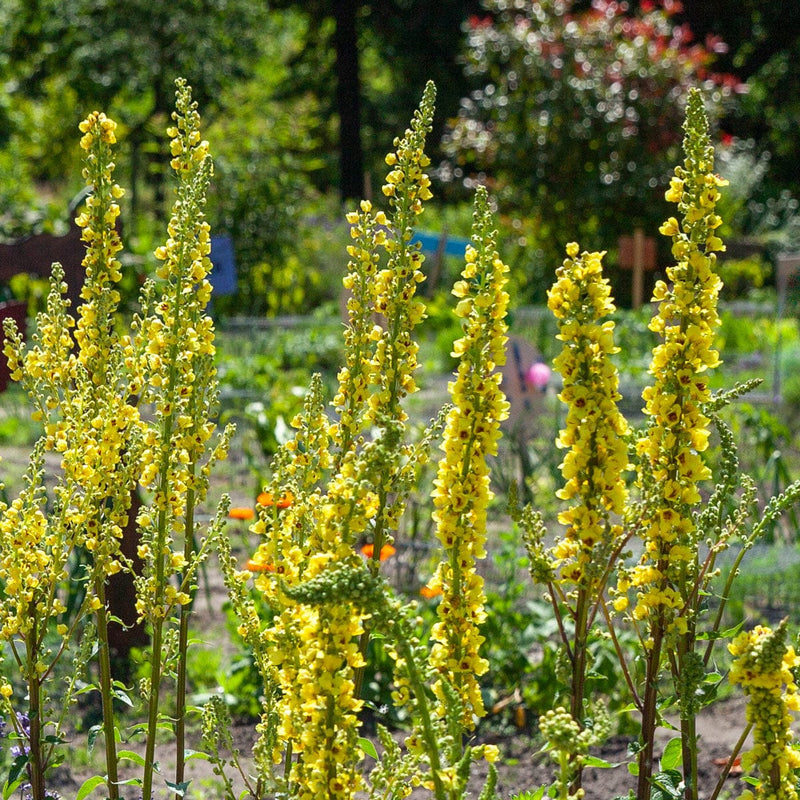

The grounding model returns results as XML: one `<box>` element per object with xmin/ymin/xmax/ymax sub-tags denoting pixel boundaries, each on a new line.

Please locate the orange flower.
<box><xmin>229</xmin><ymin>507</ymin><xmax>255</xmax><ymax>521</ymax></box>
<box><xmin>360</xmin><ymin>543</ymin><xmax>396</xmax><ymax>561</ymax></box>
<box><xmin>245</xmin><ymin>557</ymin><xmax>275</xmax><ymax>573</ymax></box>
<box><xmin>257</xmin><ymin>490</ymin><xmax>294</xmax><ymax>509</ymax></box>
<box><xmin>420</xmin><ymin>584</ymin><xmax>442</xmax><ymax>599</ymax></box>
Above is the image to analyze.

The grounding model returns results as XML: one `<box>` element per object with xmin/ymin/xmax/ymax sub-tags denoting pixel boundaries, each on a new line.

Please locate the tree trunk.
<box><xmin>333</xmin><ymin>0</ymin><xmax>364</xmax><ymax>201</ymax></box>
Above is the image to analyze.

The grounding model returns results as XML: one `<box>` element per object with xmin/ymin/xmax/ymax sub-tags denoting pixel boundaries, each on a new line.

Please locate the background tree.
<box><xmin>442</xmin><ymin>0</ymin><xmax>743</xmax><ymax>303</ymax></box>
<box><xmin>1</xmin><ymin>0</ymin><xmax>268</xmax><ymax>230</ymax></box>
<box><xmin>270</xmin><ymin>0</ymin><xmax>481</xmax><ymax>200</ymax></box>
<box><xmin>678</xmin><ymin>0</ymin><xmax>800</xmax><ymax>198</ymax></box>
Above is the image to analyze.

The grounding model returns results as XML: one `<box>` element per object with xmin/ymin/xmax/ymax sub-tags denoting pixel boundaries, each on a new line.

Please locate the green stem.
<box><xmin>142</xmin><ymin>205</ymin><xmax>187</xmax><ymax>796</ymax></box>
<box><xmin>283</xmin><ymin>740</ymin><xmax>293</xmax><ymax>790</ymax></box>
<box><xmin>558</xmin><ymin>750</ymin><xmax>571</xmax><ymax>800</ymax></box>
<box><xmin>94</xmin><ymin>579</ymin><xmax>120</xmax><ymax>799</ymax></box>
<box><xmin>26</xmin><ymin>621</ymin><xmax>46</xmax><ymax>800</ymax></box>
<box><xmin>569</xmin><ymin>587</ymin><xmax>589</xmax><ymax>796</ymax></box>
<box><xmin>390</xmin><ymin>612</ymin><xmax>450</xmax><ymax>800</ymax></box>
<box><xmin>142</xmin><ymin>448</ymin><xmax>173</xmax><ymax>799</ymax></box>
<box><xmin>637</xmin><ymin>614</ymin><xmax>666</xmax><ymax>800</ymax></box>
<box><xmin>142</xmin><ymin>615</ymin><xmax>165</xmax><ymax>800</ymax></box>
<box><xmin>708</xmin><ymin>722</ymin><xmax>752</xmax><ymax>800</ymax></box>
<box><xmin>703</xmin><ymin>541</ymin><xmax>751</xmax><ymax>666</ymax></box>
<box><xmin>680</xmin><ymin>712</ymin><xmax>699</xmax><ymax>800</ymax></box>
<box><xmin>175</xmin><ymin>482</ymin><xmax>197</xmax><ymax>788</ymax></box>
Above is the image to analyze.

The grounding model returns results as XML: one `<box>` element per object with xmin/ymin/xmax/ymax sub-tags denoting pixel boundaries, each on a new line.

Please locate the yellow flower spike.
<box><xmin>729</xmin><ymin>623</ymin><xmax>800</xmax><ymax>800</ymax></box>
<box><xmin>548</xmin><ymin>245</ymin><xmax>628</xmax><ymax>587</ymax></box>
<box><xmin>429</xmin><ymin>186</ymin><xmax>509</xmax><ymax>729</ymax></box>
<box><xmin>631</xmin><ymin>89</ymin><xmax>724</xmax><ymax>633</ymax></box>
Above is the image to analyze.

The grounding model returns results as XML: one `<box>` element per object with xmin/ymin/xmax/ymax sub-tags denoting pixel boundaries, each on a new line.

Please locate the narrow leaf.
<box><xmin>76</xmin><ymin>775</ymin><xmax>106</xmax><ymax>800</ymax></box>
<box><xmin>358</xmin><ymin>737</ymin><xmax>379</xmax><ymax>760</ymax></box>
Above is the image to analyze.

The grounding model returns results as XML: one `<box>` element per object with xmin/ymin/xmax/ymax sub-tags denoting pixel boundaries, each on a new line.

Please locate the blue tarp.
<box><xmin>410</xmin><ymin>231</ymin><xmax>470</xmax><ymax>258</ymax></box>
<box><xmin>209</xmin><ymin>235</ymin><xmax>237</xmax><ymax>296</ymax></box>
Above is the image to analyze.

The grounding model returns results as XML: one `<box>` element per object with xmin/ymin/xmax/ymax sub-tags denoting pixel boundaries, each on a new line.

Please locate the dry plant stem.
<box><xmin>94</xmin><ymin>578</ymin><xmax>121</xmax><ymax>799</ymax></box>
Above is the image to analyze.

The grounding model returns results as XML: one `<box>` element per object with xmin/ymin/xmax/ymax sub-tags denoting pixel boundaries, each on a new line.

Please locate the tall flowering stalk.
<box><xmin>131</xmin><ymin>79</ymin><xmax>231</xmax><ymax>799</ymax></box>
<box><xmin>69</xmin><ymin>111</ymin><xmax>141</xmax><ymax>798</ymax></box>
<box><xmin>631</xmin><ymin>88</ymin><xmax>727</xmax><ymax>799</ymax></box>
<box><xmin>235</xmin><ymin>85</ymin><xmax>438</xmax><ymax>800</ymax></box>
<box><xmin>0</xmin><ymin>112</ymin><xmax>140</xmax><ymax>800</ymax></box>
<box><xmin>539</xmin><ymin>244</ymin><xmax>628</xmax><ymax>794</ymax></box>
<box><xmin>349</xmin><ymin>80</ymin><xmax>435</xmax><ymax>572</ymax></box>
<box><xmin>728</xmin><ymin>622</ymin><xmax>800</xmax><ymax>800</ymax></box>
<box><xmin>428</xmin><ymin>186</ymin><xmax>509</xmax><ymax>733</ymax></box>
<box><xmin>220</xmin><ymin>82</ymin><xmax>508</xmax><ymax>800</ymax></box>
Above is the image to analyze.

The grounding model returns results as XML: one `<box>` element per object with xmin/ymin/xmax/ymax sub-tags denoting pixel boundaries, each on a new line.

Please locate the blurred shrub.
<box><xmin>716</xmin><ymin>137</ymin><xmax>800</xmax><ymax>255</ymax></box>
<box><xmin>718</xmin><ymin>256</ymin><xmax>770</xmax><ymax>300</ymax></box>
<box><xmin>441</xmin><ymin>0</ymin><xmax>742</xmax><ymax>302</ymax></box>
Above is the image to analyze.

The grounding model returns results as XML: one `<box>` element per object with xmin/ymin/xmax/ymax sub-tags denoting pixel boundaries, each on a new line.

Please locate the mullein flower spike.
<box><xmin>631</xmin><ymin>88</ymin><xmax>727</xmax><ymax>634</ymax></box>
<box><xmin>729</xmin><ymin>623</ymin><xmax>800</xmax><ymax>800</ymax></box>
<box><xmin>428</xmin><ymin>186</ymin><xmax>510</xmax><ymax>727</ymax></box>
<box><xmin>548</xmin><ymin>244</ymin><xmax>628</xmax><ymax>591</ymax></box>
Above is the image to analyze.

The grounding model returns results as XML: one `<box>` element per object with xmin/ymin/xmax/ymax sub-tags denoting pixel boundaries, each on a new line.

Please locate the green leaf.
<box><xmin>3</xmin><ymin>778</ymin><xmax>24</xmax><ymax>800</ymax></box>
<box><xmin>651</xmin><ymin>769</ymin><xmax>684</xmax><ymax>800</ymax></box>
<box><xmin>628</xmin><ymin>762</ymin><xmax>640</xmax><ymax>777</ymax></box>
<box><xmin>76</xmin><ymin>775</ymin><xmax>106</xmax><ymax>800</ymax></box>
<box><xmin>358</xmin><ymin>737</ymin><xmax>378</xmax><ymax>760</ymax></box>
<box><xmin>510</xmin><ymin>790</ymin><xmax>546</xmax><ymax>800</ymax></box>
<box><xmin>87</xmin><ymin>724</ymin><xmax>102</xmax><ymax>755</ymax></box>
<box><xmin>184</xmin><ymin>749</ymin><xmax>210</xmax><ymax>762</ymax></box>
<box><xmin>698</xmin><ymin>622</ymin><xmax>743</xmax><ymax>641</ymax></box>
<box><xmin>7</xmin><ymin>754</ymin><xmax>28</xmax><ymax>787</ymax></box>
<box><xmin>118</xmin><ymin>749</ymin><xmax>146</xmax><ymax>766</ymax></box>
<box><xmin>660</xmin><ymin>737</ymin><xmax>683</xmax><ymax>771</ymax></box>
<box><xmin>166</xmin><ymin>779</ymin><xmax>191</xmax><ymax>796</ymax></box>
<box><xmin>111</xmin><ymin>686</ymin><xmax>134</xmax><ymax>708</ymax></box>
<box><xmin>584</xmin><ymin>755</ymin><xmax>619</xmax><ymax>769</ymax></box>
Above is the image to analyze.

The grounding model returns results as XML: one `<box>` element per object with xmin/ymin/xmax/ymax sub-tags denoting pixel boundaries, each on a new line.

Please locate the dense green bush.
<box><xmin>442</xmin><ymin>0</ymin><xmax>742</xmax><ymax>301</ymax></box>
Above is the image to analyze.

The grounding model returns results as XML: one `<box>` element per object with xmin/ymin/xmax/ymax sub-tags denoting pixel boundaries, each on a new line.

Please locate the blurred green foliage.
<box><xmin>442</xmin><ymin>0</ymin><xmax>742</xmax><ymax>301</ymax></box>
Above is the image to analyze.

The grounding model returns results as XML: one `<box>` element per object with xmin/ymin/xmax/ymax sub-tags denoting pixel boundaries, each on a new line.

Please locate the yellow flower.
<box><xmin>729</xmin><ymin>623</ymin><xmax>800</xmax><ymax>800</ymax></box>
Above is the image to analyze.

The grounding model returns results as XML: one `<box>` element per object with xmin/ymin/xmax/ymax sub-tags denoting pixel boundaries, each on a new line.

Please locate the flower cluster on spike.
<box><xmin>630</xmin><ymin>88</ymin><xmax>727</xmax><ymax>634</ymax></box>
<box><xmin>728</xmin><ymin>622</ymin><xmax>800</xmax><ymax>800</ymax></box>
<box><xmin>547</xmin><ymin>244</ymin><xmax>628</xmax><ymax>592</ymax></box>
<box><xmin>131</xmin><ymin>79</ymin><xmax>227</xmax><ymax>624</ymax></box>
<box><xmin>241</xmin><ymin>85</ymin><xmax>439</xmax><ymax>800</ymax></box>
<box><xmin>0</xmin><ymin>110</ymin><xmax>140</xmax><ymax>647</ymax></box>
<box><xmin>428</xmin><ymin>186</ymin><xmax>510</xmax><ymax>727</ymax></box>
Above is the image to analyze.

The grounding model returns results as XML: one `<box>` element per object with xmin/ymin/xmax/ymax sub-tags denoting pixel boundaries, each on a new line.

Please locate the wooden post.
<box><xmin>632</xmin><ymin>228</ymin><xmax>645</xmax><ymax>310</ymax></box>
<box><xmin>619</xmin><ymin>229</ymin><xmax>658</xmax><ymax>309</ymax></box>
